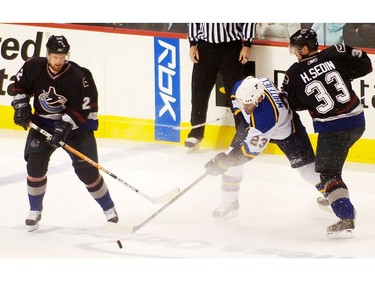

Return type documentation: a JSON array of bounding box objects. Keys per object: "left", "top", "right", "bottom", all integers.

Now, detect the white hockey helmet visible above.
[{"left": 235, "top": 76, "right": 265, "bottom": 107}]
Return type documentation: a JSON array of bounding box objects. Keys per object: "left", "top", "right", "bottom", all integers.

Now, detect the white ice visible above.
[{"left": 1, "top": 128, "right": 374, "bottom": 280}]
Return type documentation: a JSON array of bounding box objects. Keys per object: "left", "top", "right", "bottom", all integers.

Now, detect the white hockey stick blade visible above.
[
  {"left": 104, "top": 188, "right": 180, "bottom": 234},
  {"left": 150, "top": 187, "right": 180, "bottom": 204},
  {"left": 105, "top": 222, "right": 136, "bottom": 234},
  {"left": 170, "top": 114, "right": 234, "bottom": 130}
]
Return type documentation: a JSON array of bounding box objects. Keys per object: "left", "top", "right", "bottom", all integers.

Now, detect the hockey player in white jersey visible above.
[{"left": 205, "top": 76, "right": 327, "bottom": 233}]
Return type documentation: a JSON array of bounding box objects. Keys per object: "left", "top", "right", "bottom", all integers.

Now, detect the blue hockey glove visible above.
[
  {"left": 205, "top": 152, "right": 229, "bottom": 176},
  {"left": 11, "top": 94, "right": 32, "bottom": 130},
  {"left": 49, "top": 121, "right": 72, "bottom": 149}
]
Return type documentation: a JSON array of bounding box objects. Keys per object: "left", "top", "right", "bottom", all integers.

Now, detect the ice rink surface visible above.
[{"left": 1, "top": 128, "right": 374, "bottom": 280}]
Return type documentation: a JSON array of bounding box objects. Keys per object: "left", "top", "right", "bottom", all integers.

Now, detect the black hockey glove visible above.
[
  {"left": 11, "top": 94, "right": 32, "bottom": 130},
  {"left": 205, "top": 152, "right": 229, "bottom": 176},
  {"left": 49, "top": 121, "right": 72, "bottom": 149}
]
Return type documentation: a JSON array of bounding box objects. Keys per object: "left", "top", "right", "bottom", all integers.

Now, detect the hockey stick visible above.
[
  {"left": 105, "top": 172, "right": 208, "bottom": 234},
  {"left": 28, "top": 122, "right": 180, "bottom": 204},
  {"left": 170, "top": 113, "right": 234, "bottom": 130}
]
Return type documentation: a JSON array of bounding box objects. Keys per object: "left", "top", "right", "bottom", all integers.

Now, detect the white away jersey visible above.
[{"left": 233, "top": 77, "right": 294, "bottom": 158}]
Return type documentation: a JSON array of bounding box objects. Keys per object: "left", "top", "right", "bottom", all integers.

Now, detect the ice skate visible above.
[
  {"left": 316, "top": 196, "right": 331, "bottom": 213},
  {"left": 317, "top": 196, "right": 330, "bottom": 207},
  {"left": 327, "top": 219, "right": 354, "bottom": 239},
  {"left": 25, "top": 210, "right": 42, "bottom": 232},
  {"left": 185, "top": 137, "right": 201, "bottom": 152},
  {"left": 212, "top": 200, "right": 239, "bottom": 219},
  {"left": 104, "top": 207, "right": 119, "bottom": 223}
]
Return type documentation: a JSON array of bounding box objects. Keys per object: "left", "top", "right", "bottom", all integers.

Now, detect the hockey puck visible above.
[{"left": 116, "top": 240, "right": 123, "bottom": 249}]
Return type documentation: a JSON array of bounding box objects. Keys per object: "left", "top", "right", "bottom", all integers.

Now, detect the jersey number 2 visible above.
[{"left": 82, "top": 97, "right": 91, "bottom": 110}]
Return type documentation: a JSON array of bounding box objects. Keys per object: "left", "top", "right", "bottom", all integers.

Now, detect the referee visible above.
[{"left": 185, "top": 23, "right": 257, "bottom": 150}]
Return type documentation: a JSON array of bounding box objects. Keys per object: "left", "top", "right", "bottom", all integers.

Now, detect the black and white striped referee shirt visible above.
[{"left": 188, "top": 23, "right": 256, "bottom": 47}]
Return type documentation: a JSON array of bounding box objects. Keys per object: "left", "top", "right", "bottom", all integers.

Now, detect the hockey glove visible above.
[
  {"left": 49, "top": 121, "right": 72, "bottom": 149},
  {"left": 11, "top": 94, "right": 32, "bottom": 130},
  {"left": 205, "top": 152, "right": 229, "bottom": 176}
]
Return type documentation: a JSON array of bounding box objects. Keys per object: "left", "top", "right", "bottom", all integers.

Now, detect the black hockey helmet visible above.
[
  {"left": 46, "top": 35, "right": 70, "bottom": 54},
  {"left": 290, "top": 28, "right": 319, "bottom": 51}
]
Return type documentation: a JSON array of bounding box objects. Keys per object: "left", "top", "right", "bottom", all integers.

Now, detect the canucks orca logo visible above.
[{"left": 39, "top": 86, "right": 67, "bottom": 113}]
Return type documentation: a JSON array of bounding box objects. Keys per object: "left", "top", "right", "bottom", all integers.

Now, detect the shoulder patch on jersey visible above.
[{"left": 334, "top": 44, "right": 346, "bottom": 53}]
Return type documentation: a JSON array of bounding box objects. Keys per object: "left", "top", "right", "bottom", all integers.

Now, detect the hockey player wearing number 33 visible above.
[
  {"left": 204, "top": 76, "right": 323, "bottom": 231},
  {"left": 282, "top": 28, "right": 372, "bottom": 238},
  {"left": 11, "top": 35, "right": 119, "bottom": 232}
]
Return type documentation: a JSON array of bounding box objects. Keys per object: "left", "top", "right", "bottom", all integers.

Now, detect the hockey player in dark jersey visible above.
[
  {"left": 282, "top": 28, "right": 373, "bottom": 238},
  {"left": 204, "top": 76, "right": 321, "bottom": 224},
  {"left": 11, "top": 35, "right": 119, "bottom": 232}
]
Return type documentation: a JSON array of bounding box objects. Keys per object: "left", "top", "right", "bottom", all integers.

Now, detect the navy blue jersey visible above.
[
  {"left": 282, "top": 44, "right": 372, "bottom": 132},
  {"left": 11, "top": 57, "right": 98, "bottom": 131}
]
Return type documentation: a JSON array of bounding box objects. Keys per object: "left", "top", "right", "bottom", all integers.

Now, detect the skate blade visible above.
[
  {"left": 213, "top": 209, "right": 239, "bottom": 220},
  {"left": 316, "top": 198, "right": 333, "bottom": 213},
  {"left": 186, "top": 145, "right": 200, "bottom": 153},
  {"left": 327, "top": 229, "right": 354, "bottom": 239},
  {"left": 26, "top": 222, "right": 40, "bottom": 232}
]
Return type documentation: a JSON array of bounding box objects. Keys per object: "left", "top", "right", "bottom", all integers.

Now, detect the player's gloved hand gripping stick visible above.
[{"left": 28, "top": 122, "right": 180, "bottom": 204}]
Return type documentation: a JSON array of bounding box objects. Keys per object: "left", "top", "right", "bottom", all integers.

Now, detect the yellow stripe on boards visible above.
[{"left": 1, "top": 105, "right": 374, "bottom": 164}]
